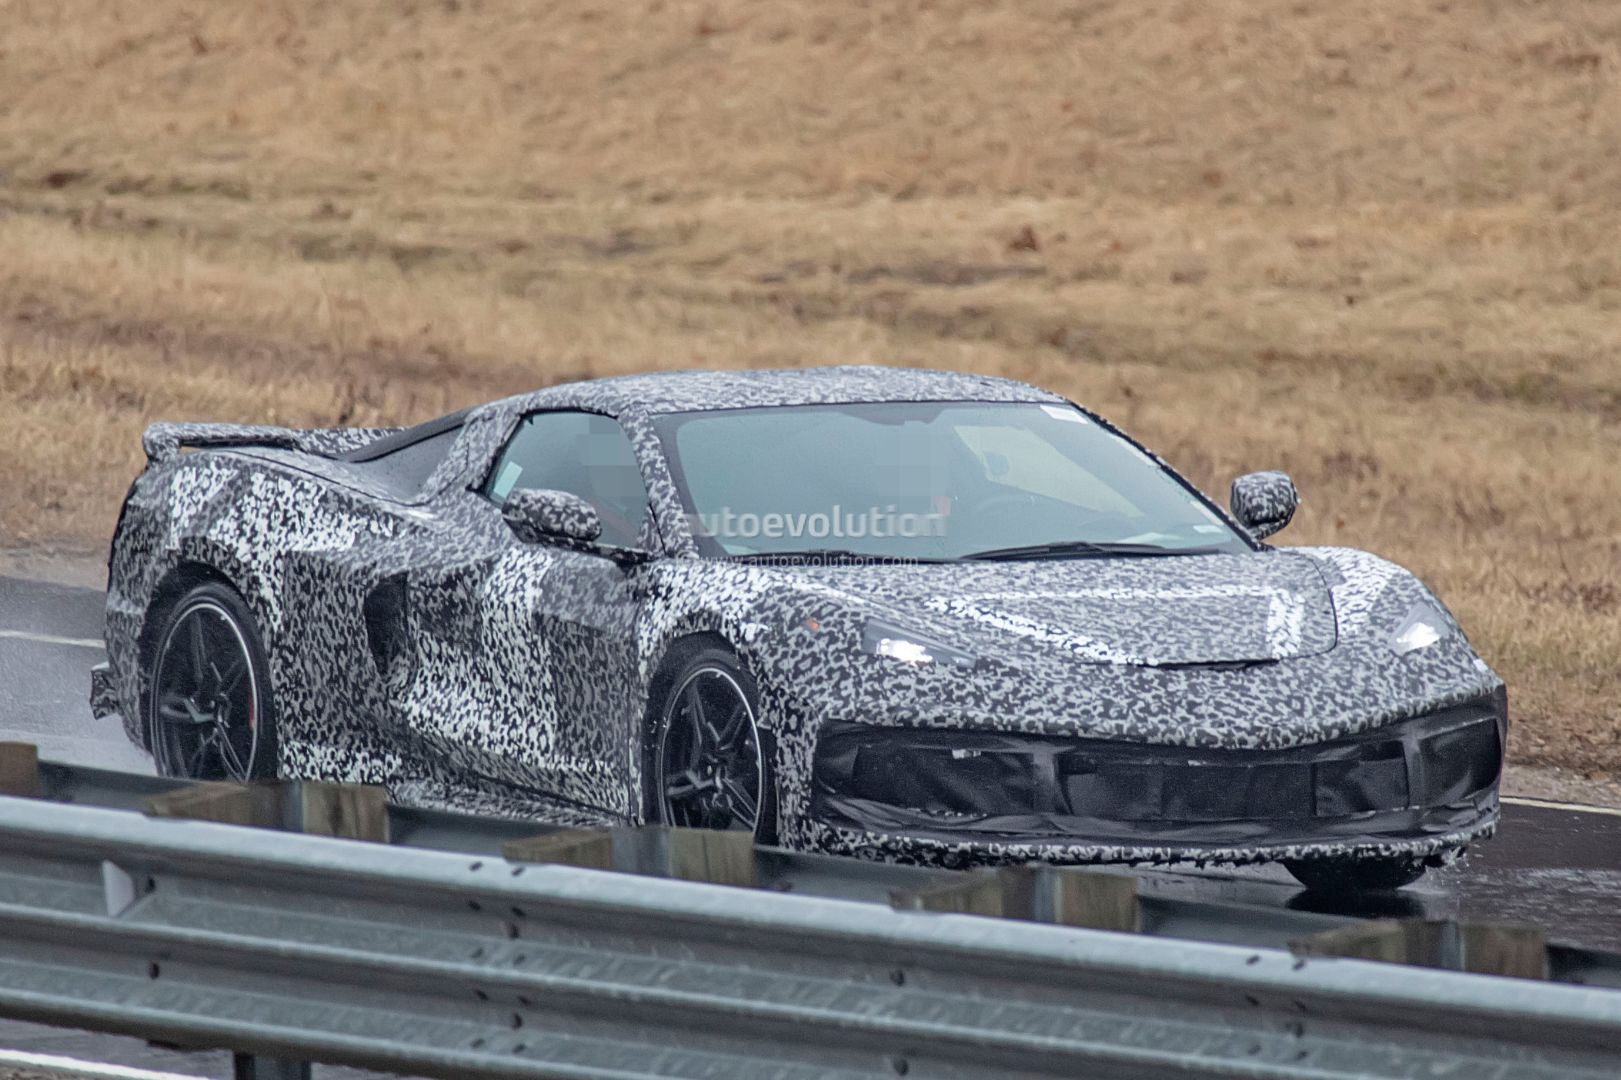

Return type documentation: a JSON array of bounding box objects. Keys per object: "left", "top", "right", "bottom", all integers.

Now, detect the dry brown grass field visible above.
[{"left": 0, "top": 1, "right": 1617, "bottom": 774}]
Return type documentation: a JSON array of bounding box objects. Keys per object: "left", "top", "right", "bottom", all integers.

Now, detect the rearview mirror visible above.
[
  {"left": 1230, "top": 471, "right": 1299, "bottom": 540},
  {"left": 501, "top": 487, "right": 602, "bottom": 546}
]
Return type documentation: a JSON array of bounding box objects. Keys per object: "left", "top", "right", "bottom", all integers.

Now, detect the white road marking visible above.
[
  {"left": 1503, "top": 795, "right": 1621, "bottom": 818},
  {"left": 0, "top": 628, "right": 104, "bottom": 650},
  {"left": 0, "top": 1048, "right": 203, "bottom": 1080}
]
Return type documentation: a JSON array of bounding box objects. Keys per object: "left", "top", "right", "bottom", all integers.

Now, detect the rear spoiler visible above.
[{"left": 141, "top": 422, "right": 402, "bottom": 465}]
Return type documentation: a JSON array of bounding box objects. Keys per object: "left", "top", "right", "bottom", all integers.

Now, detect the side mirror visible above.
[
  {"left": 1230, "top": 471, "right": 1299, "bottom": 540},
  {"left": 501, "top": 487, "right": 601, "bottom": 546}
]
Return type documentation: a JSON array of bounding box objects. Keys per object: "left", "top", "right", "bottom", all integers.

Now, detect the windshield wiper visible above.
[
  {"left": 725, "top": 549, "right": 953, "bottom": 565},
  {"left": 961, "top": 541, "right": 1225, "bottom": 561}
]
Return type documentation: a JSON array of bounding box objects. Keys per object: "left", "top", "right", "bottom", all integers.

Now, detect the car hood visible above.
[{"left": 782, "top": 551, "right": 1337, "bottom": 667}]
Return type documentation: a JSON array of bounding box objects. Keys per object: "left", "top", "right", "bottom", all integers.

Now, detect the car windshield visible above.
[{"left": 651, "top": 401, "right": 1250, "bottom": 560}]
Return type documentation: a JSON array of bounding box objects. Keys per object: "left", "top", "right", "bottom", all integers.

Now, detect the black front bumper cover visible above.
[{"left": 812, "top": 689, "right": 1506, "bottom": 850}]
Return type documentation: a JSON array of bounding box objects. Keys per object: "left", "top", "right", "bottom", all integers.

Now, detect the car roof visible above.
[{"left": 489, "top": 365, "right": 1063, "bottom": 418}]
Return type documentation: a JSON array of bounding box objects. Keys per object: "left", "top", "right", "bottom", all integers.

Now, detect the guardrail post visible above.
[
  {"left": 504, "top": 825, "right": 756, "bottom": 886},
  {"left": 0, "top": 743, "right": 41, "bottom": 798},
  {"left": 1047, "top": 867, "right": 1141, "bottom": 931},
  {"left": 281, "top": 781, "right": 390, "bottom": 841},
  {"left": 1290, "top": 918, "right": 1550, "bottom": 979},
  {"left": 144, "top": 782, "right": 261, "bottom": 826},
  {"left": 642, "top": 826, "right": 757, "bottom": 886},
  {"left": 145, "top": 780, "right": 389, "bottom": 842},
  {"left": 890, "top": 866, "right": 1142, "bottom": 932}
]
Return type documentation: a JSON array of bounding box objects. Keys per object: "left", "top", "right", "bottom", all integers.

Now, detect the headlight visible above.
[
  {"left": 1389, "top": 601, "right": 1451, "bottom": 656},
  {"left": 860, "top": 617, "right": 978, "bottom": 669}
]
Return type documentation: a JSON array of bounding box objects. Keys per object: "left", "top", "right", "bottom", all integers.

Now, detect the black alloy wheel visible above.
[
  {"left": 148, "top": 581, "right": 275, "bottom": 781},
  {"left": 655, "top": 652, "right": 772, "bottom": 837}
]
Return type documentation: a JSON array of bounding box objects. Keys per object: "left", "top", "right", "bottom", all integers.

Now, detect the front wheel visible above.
[
  {"left": 651, "top": 647, "right": 777, "bottom": 842},
  {"left": 1284, "top": 854, "right": 1428, "bottom": 893},
  {"left": 146, "top": 581, "right": 277, "bottom": 781}
]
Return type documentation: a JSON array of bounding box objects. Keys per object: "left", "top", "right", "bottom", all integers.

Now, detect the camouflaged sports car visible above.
[{"left": 92, "top": 366, "right": 1507, "bottom": 891}]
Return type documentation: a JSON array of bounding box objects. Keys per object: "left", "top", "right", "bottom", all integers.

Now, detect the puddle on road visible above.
[{"left": 1133, "top": 803, "right": 1621, "bottom": 953}]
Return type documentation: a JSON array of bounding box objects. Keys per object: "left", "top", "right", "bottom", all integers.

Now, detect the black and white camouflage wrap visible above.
[
  {"left": 500, "top": 488, "right": 602, "bottom": 547},
  {"left": 94, "top": 366, "right": 1505, "bottom": 869},
  {"left": 1230, "top": 470, "right": 1300, "bottom": 540}
]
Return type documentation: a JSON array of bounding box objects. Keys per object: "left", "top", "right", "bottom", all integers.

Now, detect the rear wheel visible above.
[
  {"left": 1284, "top": 854, "right": 1428, "bottom": 893},
  {"left": 146, "top": 581, "right": 277, "bottom": 781},
  {"left": 652, "top": 647, "right": 777, "bottom": 842}
]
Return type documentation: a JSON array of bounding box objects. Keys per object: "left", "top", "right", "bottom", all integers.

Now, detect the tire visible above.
[
  {"left": 145, "top": 580, "right": 277, "bottom": 781},
  {"left": 649, "top": 645, "right": 778, "bottom": 843},
  {"left": 1284, "top": 854, "right": 1428, "bottom": 893}
]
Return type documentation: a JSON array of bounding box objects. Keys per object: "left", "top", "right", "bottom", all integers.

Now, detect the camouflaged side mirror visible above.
[
  {"left": 502, "top": 487, "right": 602, "bottom": 547},
  {"left": 1230, "top": 471, "right": 1299, "bottom": 540}
]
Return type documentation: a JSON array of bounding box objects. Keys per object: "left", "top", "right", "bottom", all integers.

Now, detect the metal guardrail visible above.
[
  {"left": 23, "top": 755, "right": 1621, "bottom": 977},
  {"left": 0, "top": 754, "right": 1619, "bottom": 1077},
  {"left": 28, "top": 756, "right": 1370, "bottom": 949}
]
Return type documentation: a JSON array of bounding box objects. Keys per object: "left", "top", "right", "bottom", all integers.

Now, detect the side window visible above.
[{"left": 483, "top": 411, "right": 650, "bottom": 548}]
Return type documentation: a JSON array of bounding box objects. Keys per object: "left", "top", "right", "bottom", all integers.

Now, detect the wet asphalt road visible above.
[
  {"left": 0, "top": 575, "right": 151, "bottom": 773},
  {"left": 0, "top": 573, "right": 1619, "bottom": 1073}
]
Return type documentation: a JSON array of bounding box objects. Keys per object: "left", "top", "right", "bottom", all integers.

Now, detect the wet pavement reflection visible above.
[{"left": 1140, "top": 802, "right": 1621, "bottom": 952}]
